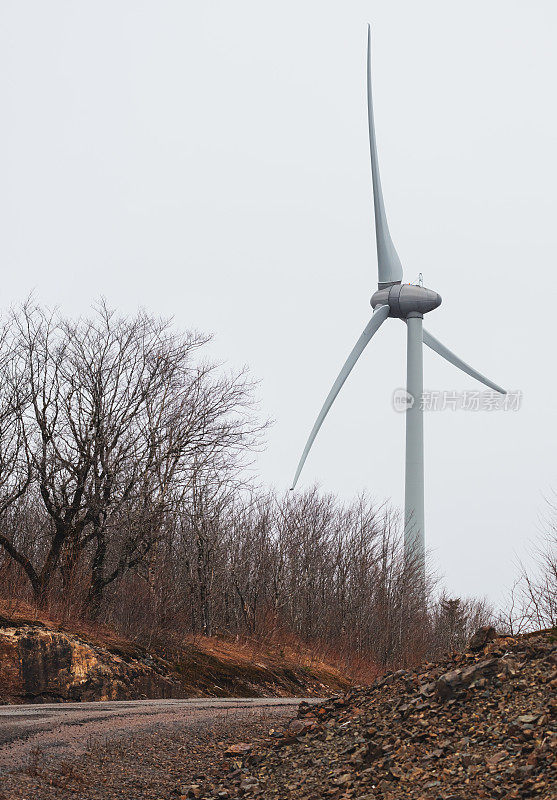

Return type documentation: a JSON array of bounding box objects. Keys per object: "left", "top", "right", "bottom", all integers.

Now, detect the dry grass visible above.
[
  {"left": 193, "top": 632, "right": 381, "bottom": 686},
  {"left": 0, "top": 596, "right": 380, "bottom": 687},
  {"left": 0, "top": 598, "right": 380, "bottom": 700}
]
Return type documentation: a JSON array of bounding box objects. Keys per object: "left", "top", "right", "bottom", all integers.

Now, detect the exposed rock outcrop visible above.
[
  {"left": 0, "top": 624, "right": 180, "bottom": 703},
  {"left": 0, "top": 616, "right": 351, "bottom": 703}
]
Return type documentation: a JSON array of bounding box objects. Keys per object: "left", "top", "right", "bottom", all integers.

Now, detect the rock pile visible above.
[{"left": 201, "top": 629, "right": 556, "bottom": 799}]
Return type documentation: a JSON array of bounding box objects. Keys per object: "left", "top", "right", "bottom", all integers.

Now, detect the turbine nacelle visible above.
[{"left": 371, "top": 282, "right": 442, "bottom": 319}]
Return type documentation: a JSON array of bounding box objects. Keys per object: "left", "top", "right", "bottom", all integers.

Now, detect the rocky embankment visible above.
[
  {"left": 0, "top": 614, "right": 350, "bottom": 703},
  {"left": 0, "top": 620, "right": 179, "bottom": 703},
  {"left": 200, "top": 628, "right": 556, "bottom": 799}
]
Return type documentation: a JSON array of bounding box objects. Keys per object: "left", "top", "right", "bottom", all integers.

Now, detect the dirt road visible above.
[{"left": 0, "top": 697, "right": 307, "bottom": 776}]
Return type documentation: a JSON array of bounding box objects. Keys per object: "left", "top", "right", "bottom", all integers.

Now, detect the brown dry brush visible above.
[{"left": 0, "top": 300, "right": 498, "bottom": 670}]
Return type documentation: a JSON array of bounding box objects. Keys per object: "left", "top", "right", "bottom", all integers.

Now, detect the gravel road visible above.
[{"left": 0, "top": 697, "right": 309, "bottom": 776}]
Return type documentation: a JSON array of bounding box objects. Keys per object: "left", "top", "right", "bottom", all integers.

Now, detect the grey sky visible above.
[{"left": 1, "top": 1, "right": 555, "bottom": 607}]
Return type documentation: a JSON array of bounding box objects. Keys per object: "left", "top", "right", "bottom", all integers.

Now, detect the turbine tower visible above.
[{"left": 291, "top": 26, "right": 506, "bottom": 576}]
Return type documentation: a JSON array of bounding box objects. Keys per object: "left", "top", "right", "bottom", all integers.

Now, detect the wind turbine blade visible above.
[
  {"left": 423, "top": 328, "right": 506, "bottom": 394},
  {"left": 367, "top": 25, "right": 403, "bottom": 288},
  {"left": 291, "top": 304, "right": 390, "bottom": 490}
]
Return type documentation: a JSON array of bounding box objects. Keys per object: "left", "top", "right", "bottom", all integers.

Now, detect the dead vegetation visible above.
[
  {"left": 0, "top": 603, "right": 355, "bottom": 703},
  {"left": 0, "top": 300, "right": 553, "bottom": 696}
]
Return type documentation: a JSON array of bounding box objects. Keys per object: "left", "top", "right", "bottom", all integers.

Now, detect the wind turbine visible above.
[{"left": 291, "top": 26, "right": 506, "bottom": 575}]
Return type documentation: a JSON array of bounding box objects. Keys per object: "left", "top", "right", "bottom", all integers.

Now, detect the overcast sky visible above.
[{"left": 1, "top": 1, "right": 556, "bottom": 608}]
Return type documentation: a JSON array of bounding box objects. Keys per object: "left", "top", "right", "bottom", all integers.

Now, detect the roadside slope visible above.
[{"left": 0, "top": 608, "right": 353, "bottom": 703}]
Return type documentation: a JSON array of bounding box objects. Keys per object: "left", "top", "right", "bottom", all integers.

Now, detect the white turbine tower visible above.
[{"left": 291, "top": 27, "right": 506, "bottom": 575}]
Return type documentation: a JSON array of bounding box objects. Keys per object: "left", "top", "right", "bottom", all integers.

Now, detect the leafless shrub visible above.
[{"left": 501, "top": 497, "right": 557, "bottom": 633}]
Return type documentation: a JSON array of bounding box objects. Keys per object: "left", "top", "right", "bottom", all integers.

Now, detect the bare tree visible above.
[
  {"left": 227, "top": 490, "right": 276, "bottom": 635},
  {"left": 176, "top": 474, "right": 239, "bottom": 636},
  {"left": 0, "top": 301, "right": 261, "bottom": 614},
  {"left": 0, "top": 323, "right": 33, "bottom": 590},
  {"left": 512, "top": 499, "right": 557, "bottom": 631}
]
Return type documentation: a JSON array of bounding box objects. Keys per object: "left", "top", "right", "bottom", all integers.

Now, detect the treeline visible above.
[{"left": 0, "top": 301, "right": 499, "bottom": 668}]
